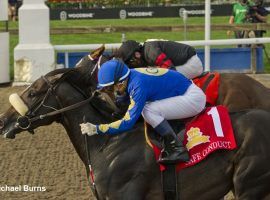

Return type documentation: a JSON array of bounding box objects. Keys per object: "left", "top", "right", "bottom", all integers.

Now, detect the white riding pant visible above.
[
  {"left": 142, "top": 83, "right": 206, "bottom": 128},
  {"left": 175, "top": 55, "right": 203, "bottom": 79}
]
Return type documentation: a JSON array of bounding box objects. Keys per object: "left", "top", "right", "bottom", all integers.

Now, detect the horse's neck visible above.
[
  {"left": 61, "top": 111, "right": 147, "bottom": 172},
  {"left": 59, "top": 108, "right": 104, "bottom": 165},
  {"left": 58, "top": 102, "right": 120, "bottom": 161},
  {"left": 56, "top": 82, "right": 148, "bottom": 175}
]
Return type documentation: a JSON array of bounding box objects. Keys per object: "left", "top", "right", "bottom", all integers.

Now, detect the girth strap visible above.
[{"left": 162, "top": 164, "right": 178, "bottom": 200}]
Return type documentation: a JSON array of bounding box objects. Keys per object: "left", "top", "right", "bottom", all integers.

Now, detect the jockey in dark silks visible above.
[
  {"left": 80, "top": 59, "right": 206, "bottom": 164},
  {"left": 116, "top": 40, "right": 204, "bottom": 79}
]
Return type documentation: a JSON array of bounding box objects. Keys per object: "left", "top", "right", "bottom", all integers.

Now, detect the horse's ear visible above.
[{"left": 90, "top": 44, "right": 105, "bottom": 60}]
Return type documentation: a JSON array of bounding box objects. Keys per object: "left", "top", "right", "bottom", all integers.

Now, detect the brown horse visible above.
[
  {"left": 0, "top": 67, "right": 270, "bottom": 200},
  {"left": 75, "top": 45, "right": 270, "bottom": 112}
]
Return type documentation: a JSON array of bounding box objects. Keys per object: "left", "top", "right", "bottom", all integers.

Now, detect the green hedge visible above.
[{"left": 46, "top": 0, "right": 208, "bottom": 9}]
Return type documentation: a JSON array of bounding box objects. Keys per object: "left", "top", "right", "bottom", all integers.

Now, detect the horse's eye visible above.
[{"left": 29, "top": 91, "right": 36, "bottom": 97}]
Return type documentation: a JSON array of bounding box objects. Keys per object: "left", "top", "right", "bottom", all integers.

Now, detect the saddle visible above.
[{"left": 193, "top": 71, "right": 220, "bottom": 106}]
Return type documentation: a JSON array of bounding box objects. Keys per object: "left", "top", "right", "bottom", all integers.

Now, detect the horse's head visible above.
[
  {"left": 0, "top": 70, "right": 72, "bottom": 139},
  {"left": 0, "top": 73, "right": 118, "bottom": 140},
  {"left": 0, "top": 45, "right": 117, "bottom": 139}
]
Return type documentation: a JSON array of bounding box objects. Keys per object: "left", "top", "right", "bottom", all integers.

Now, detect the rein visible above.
[
  {"left": 15, "top": 74, "right": 96, "bottom": 130},
  {"left": 14, "top": 57, "right": 106, "bottom": 200},
  {"left": 29, "top": 94, "right": 94, "bottom": 123},
  {"left": 15, "top": 55, "right": 108, "bottom": 130}
]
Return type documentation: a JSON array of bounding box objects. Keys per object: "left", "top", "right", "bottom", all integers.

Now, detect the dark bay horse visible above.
[
  {"left": 75, "top": 45, "right": 270, "bottom": 112},
  {"left": 0, "top": 67, "right": 270, "bottom": 200}
]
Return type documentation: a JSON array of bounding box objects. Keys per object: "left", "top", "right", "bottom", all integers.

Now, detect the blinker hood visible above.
[{"left": 9, "top": 93, "right": 29, "bottom": 116}]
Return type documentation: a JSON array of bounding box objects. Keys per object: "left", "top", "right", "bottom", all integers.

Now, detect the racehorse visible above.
[
  {"left": 0, "top": 65, "right": 270, "bottom": 200},
  {"left": 74, "top": 45, "right": 270, "bottom": 112}
]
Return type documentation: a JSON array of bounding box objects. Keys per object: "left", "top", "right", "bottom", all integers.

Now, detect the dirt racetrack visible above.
[
  {"left": 0, "top": 74, "right": 269, "bottom": 200},
  {"left": 0, "top": 86, "right": 92, "bottom": 199}
]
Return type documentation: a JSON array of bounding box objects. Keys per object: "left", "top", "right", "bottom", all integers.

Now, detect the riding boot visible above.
[{"left": 154, "top": 120, "right": 189, "bottom": 164}]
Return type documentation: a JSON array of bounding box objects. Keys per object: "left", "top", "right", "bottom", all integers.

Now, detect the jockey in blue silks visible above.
[{"left": 80, "top": 59, "right": 206, "bottom": 164}]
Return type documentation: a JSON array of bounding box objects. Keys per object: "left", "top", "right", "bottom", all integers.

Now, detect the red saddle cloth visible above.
[
  {"left": 193, "top": 72, "right": 220, "bottom": 106},
  {"left": 150, "top": 105, "right": 237, "bottom": 172}
]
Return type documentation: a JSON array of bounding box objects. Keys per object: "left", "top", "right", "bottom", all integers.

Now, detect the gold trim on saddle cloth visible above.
[{"left": 144, "top": 121, "right": 153, "bottom": 148}]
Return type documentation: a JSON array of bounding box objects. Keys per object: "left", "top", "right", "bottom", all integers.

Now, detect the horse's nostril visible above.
[{"left": 0, "top": 119, "right": 5, "bottom": 130}]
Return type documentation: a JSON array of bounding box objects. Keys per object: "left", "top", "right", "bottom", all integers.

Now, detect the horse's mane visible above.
[
  {"left": 45, "top": 68, "right": 72, "bottom": 77},
  {"left": 45, "top": 65, "right": 95, "bottom": 93}
]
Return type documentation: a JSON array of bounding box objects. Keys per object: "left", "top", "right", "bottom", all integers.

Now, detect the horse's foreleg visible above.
[
  {"left": 117, "top": 173, "right": 163, "bottom": 200},
  {"left": 233, "top": 110, "right": 270, "bottom": 200},
  {"left": 233, "top": 156, "right": 270, "bottom": 200}
]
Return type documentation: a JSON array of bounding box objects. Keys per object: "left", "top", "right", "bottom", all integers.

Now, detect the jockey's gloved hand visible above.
[{"left": 80, "top": 122, "right": 98, "bottom": 136}]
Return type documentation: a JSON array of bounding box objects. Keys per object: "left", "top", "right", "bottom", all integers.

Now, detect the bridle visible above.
[
  {"left": 14, "top": 54, "right": 122, "bottom": 132},
  {"left": 14, "top": 54, "right": 105, "bottom": 131},
  {"left": 15, "top": 75, "right": 95, "bottom": 131}
]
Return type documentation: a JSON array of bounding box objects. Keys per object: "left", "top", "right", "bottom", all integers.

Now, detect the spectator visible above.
[
  {"left": 116, "top": 40, "right": 203, "bottom": 79},
  {"left": 228, "top": 0, "right": 251, "bottom": 41},
  {"left": 246, "top": 0, "right": 268, "bottom": 38}
]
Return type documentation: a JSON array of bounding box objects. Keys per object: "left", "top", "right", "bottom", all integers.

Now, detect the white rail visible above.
[
  {"left": 54, "top": 43, "right": 122, "bottom": 52},
  {"left": 54, "top": 38, "right": 270, "bottom": 68},
  {"left": 205, "top": 0, "right": 211, "bottom": 71}
]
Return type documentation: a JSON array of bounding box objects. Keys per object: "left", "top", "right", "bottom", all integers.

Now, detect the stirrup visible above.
[
  {"left": 158, "top": 149, "right": 189, "bottom": 164},
  {"left": 158, "top": 147, "right": 189, "bottom": 164}
]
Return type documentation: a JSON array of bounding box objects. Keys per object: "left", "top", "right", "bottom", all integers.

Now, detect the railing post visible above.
[
  {"left": 64, "top": 52, "right": 69, "bottom": 68},
  {"left": 251, "top": 45, "right": 257, "bottom": 74},
  {"left": 0, "top": 0, "right": 10, "bottom": 84},
  {"left": 204, "top": 0, "right": 211, "bottom": 72}
]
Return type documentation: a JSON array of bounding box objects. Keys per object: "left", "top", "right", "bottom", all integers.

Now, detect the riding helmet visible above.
[
  {"left": 117, "top": 40, "right": 142, "bottom": 62},
  {"left": 98, "top": 59, "right": 130, "bottom": 88}
]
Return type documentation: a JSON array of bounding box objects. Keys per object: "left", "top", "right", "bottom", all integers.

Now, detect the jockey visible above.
[
  {"left": 115, "top": 40, "right": 203, "bottom": 79},
  {"left": 80, "top": 59, "right": 206, "bottom": 164}
]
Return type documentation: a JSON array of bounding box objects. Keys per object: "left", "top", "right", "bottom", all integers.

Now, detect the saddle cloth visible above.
[{"left": 145, "top": 105, "right": 237, "bottom": 172}]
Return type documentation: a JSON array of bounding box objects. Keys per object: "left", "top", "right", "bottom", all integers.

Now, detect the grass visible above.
[{"left": 4, "top": 16, "right": 270, "bottom": 78}]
